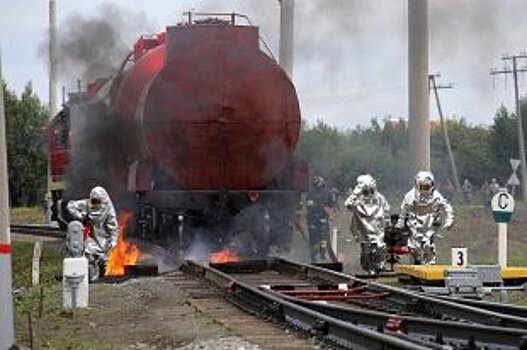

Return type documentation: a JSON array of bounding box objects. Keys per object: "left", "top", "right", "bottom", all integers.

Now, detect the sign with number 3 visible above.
[{"left": 451, "top": 247, "right": 467, "bottom": 267}]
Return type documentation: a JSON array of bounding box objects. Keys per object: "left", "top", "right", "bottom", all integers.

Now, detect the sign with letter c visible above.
[{"left": 491, "top": 190, "right": 514, "bottom": 223}]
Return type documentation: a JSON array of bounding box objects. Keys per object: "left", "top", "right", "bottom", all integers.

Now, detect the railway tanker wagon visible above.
[{"left": 49, "top": 15, "right": 309, "bottom": 257}]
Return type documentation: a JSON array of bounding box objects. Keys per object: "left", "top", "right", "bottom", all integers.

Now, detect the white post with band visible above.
[
  {"left": 491, "top": 189, "right": 515, "bottom": 268},
  {"left": 0, "top": 47, "right": 15, "bottom": 350}
]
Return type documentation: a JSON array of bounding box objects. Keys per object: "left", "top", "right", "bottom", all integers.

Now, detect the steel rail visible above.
[
  {"left": 433, "top": 295, "right": 527, "bottom": 318},
  {"left": 10, "top": 224, "right": 64, "bottom": 238},
  {"left": 181, "top": 260, "right": 430, "bottom": 350},
  {"left": 284, "top": 294, "right": 527, "bottom": 349},
  {"left": 208, "top": 259, "right": 527, "bottom": 348},
  {"left": 273, "top": 258, "right": 527, "bottom": 329}
]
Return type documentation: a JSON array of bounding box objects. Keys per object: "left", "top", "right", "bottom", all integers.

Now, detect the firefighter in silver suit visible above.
[
  {"left": 345, "top": 175, "right": 390, "bottom": 274},
  {"left": 67, "top": 186, "right": 118, "bottom": 280},
  {"left": 396, "top": 171, "right": 454, "bottom": 265}
]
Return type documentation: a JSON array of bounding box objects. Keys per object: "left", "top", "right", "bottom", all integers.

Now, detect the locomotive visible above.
[{"left": 49, "top": 14, "right": 309, "bottom": 257}]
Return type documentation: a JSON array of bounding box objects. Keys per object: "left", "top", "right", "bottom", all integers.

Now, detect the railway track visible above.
[
  {"left": 433, "top": 295, "right": 527, "bottom": 318},
  {"left": 181, "top": 258, "right": 527, "bottom": 349},
  {"left": 166, "top": 271, "right": 320, "bottom": 349},
  {"left": 10, "top": 224, "right": 64, "bottom": 238},
  {"left": 274, "top": 259, "right": 527, "bottom": 328}
]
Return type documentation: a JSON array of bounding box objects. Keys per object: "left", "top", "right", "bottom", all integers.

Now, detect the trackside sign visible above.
[{"left": 491, "top": 191, "right": 514, "bottom": 223}]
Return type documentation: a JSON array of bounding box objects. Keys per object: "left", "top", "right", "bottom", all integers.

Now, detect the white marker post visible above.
[{"left": 491, "top": 190, "right": 515, "bottom": 267}]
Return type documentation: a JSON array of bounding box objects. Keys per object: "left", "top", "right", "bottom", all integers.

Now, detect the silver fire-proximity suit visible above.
[
  {"left": 345, "top": 175, "right": 390, "bottom": 274},
  {"left": 396, "top": 172, "right": 454, "bottom": 265},
  {"left": 67, "top": 186, "right": 118, "bottom": 280}
]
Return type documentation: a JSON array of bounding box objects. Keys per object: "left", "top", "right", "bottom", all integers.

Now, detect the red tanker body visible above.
[
  {"left": 116, "top": 22, "right": 300, "bottom": 190},
  {"left": 49, "top": 14, "right": 308, "bottom": 256}
]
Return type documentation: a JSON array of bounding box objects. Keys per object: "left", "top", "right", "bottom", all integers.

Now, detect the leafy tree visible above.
[
  {"left": 296, "top": 118, "right": 410, "bottom": 196},
  {"left": 297, "top": 114, "right": 501, "bottom": 199},
  {"left": 3, "top": 83, "right": 48, "bottom": 206},
  {"left": 431, "top": 118, "right": 492, "bottom": 187}
]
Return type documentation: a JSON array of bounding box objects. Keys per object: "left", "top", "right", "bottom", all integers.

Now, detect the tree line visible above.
[
  {"left": 1, "top": 80, "right": 524, "bottom": 206},
  {"left": 3, "top": 83, "right": 47, "bottom": 207},
  {"left": 296, "top": 105, "right": 525, "bottom": 198}
]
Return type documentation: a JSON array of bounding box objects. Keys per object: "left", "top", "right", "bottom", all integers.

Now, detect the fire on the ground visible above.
[
  {"left": 105, "top": 210, "right": 140, "bottom": 276},
  {"left": 209, "top": 250, "right": 241, "bottom": 264}
]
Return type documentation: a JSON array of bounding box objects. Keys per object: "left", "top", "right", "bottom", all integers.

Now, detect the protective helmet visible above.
[
  {"left": 313, "top": 176, "right": 325, "bottom": 188},
  {"left": 89, "top": 186, "right": 109, "bottom": 210},
  {"left": 414, "top": 171, "right": 435, "bottom": 196},
  {"left": 357, "top": 174, "right": 376, "bottom": 198}
]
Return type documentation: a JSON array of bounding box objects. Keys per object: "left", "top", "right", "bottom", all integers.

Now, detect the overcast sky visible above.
[{"left": 1, "top": 0, "right": 527, "bottom": 129}]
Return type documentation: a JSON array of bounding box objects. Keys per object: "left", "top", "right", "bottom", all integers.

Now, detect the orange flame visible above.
[
  {"left": 105, "top": 210, "right": 140, "bottom": 276},
  {"left": 209, "top": 250, "right": 241, "bottom": 264}
]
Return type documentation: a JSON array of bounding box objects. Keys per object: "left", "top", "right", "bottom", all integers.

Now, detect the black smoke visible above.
[{"left": 51, "top": 4, "right": 151, "bottom": 83}]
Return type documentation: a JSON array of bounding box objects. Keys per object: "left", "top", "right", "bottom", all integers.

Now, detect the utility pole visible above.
[
  {"left": 491, "top": 54, "right": 527, "bottom": 202},
  {"left": 278, "top": 0, "right": 294, "bottom": 80},
  {"left": 49, "top": 0, "right": 57, "bottom": 118},
  {"left": 429, "top": 74, "right": 462, "bottom": 194},
  {"left": 0, "top": 48, "right": 15, "bottom": 350},
  {"left": 47, "top": 0, "right": 57, "bottom": 223},
  {"left": 408, "top": 0, "right": 430, "bottom": 174}
]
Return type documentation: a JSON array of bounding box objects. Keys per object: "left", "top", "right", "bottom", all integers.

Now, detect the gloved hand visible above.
[
  {"left": 352, "top": 186, "right": 362, "bottom": 196},
  {"left": 345, "top": 195, "right": 359, "bottom": 210}
]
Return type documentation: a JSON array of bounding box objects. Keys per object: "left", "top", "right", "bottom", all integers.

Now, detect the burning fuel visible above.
[
  {"left": 209, "top": 250, "right": 241, "bottom": 264},
  {"left": 105, "top": 210, "right": 140, "bottom": 276}
]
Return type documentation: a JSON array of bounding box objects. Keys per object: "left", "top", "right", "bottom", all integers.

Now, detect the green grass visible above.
[
  {"left": 12, "top": 241, "right": 63, "bottom": 289},
  {"left": 10, "top": 206, "right": 47, "bottom": 224},
  {"left": 12, "top": 241, "right": 66, "bottom": 347}
]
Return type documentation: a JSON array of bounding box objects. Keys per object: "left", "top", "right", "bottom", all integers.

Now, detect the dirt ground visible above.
[{"left": 15, "top": 274, "right": 243, "bottom": 349}]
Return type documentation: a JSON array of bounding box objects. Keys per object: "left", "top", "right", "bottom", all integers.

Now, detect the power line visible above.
[
  {"left": 429, "top": 73, "right": 462, "bottom": 194},
  {"left": 491, "top": 53, "right": 527, "bottom": 202}
]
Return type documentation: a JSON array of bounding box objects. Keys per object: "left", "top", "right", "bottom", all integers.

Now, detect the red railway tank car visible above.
[
  {"left": 116, "top": 23, "right": 301, "bottom": 190},
  {"left": 49, "top": 14, "right": 309, "bottom": 256}
]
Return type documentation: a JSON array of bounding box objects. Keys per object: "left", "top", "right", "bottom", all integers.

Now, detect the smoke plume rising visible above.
[{"left": 55, "top": 4, "right": 151, "bottom": 83}]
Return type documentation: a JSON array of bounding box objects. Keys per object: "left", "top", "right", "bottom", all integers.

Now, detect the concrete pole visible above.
[
  {"left": 0, "top": 48, "right": 15, "bottom": 350},
  {"left": 279, "top": 0, "right": 294, "bottom": 80},
  {"left": 512, "top": 57, "right": 527, "bottom": 202},
  {"left": 47, "top": 0, "right": 57, "bottom": 223},
  {"left": 49, "top": 0, "right": 57, "bottom": 118},
  {"left": 430, "top": 75, "right": 462, "bottom": 194},
  {"left": 408, "top": 0, "right": 430, "bottom": 174}
]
